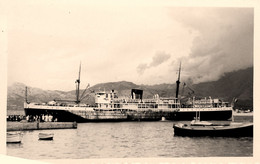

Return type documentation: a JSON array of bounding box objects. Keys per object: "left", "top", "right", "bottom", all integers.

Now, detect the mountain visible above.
[
  {"left": 7, "top": 67, "right": 253, "bottom": 112},
  {"left": 7, "top": 83, "right": 75, "bottom": 111},
  {"left": 191, "top": 67, "right": 253, "bottom": 109}
]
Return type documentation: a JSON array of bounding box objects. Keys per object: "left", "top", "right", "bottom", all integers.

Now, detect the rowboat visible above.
[
  {"left": 7, "top": 132, "right": 23, "bottom": 143},
  {"left": 38, "top": 133, "right": 54, "bottom": 140},
  {"left": 173, "top": 121, "right": 253, "bottom": 137}
]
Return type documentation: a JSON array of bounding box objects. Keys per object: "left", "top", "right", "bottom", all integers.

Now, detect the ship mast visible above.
[
  {"left": 75, "top": 62, "right": 81, "bottom": 104},
  {"left": 176, "top": 62, "right": 181, "bottom": 99}
]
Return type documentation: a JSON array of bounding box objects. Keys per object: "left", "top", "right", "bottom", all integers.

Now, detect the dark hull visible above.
[
  {"left": 24, "top": 108, "right": 128, "bottom": 123},
  {"left": 173, "top": 123, "right": 253, "bottom": 137},
  {"left": 24, "top": 108, "right": 232, "bottom": 122},
  {"left": 127, "top": 110, "right": 232, "bottom": 121},
  {"left": 7, "top": 141, "right": 22, "bottom": 144},
  {"left": 39, "top": 137, "right": 53, "bottom": 140}
]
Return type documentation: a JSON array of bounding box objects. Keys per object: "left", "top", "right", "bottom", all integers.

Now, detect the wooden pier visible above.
[{"left": 7, "top": 121, "right": 77, "bottom": 131}]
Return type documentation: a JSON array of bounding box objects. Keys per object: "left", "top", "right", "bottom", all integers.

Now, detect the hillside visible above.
[
  {"left": 7, "top": 83, "right": 75, "bottom": 111},
  {"left": 7, "top": 67, "right": 253, "bottom": 112},
  {"left": 191, "top": 67, "right": 253, "bottom": 109}
]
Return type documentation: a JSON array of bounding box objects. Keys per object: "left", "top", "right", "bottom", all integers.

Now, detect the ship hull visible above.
[
  {"left": 127, "top": 110, "right": 232, "bottom": 121},
  {"left": 24, "top": 108, "right": 128, "bottom": 123},
  {"left": 24, "top": 107, "right": 232, "bottom": 122},
  {"left": 171, "top": 110, "right": 233, "bottom": 121}
]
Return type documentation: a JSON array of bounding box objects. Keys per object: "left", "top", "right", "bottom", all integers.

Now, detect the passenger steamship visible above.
[{"left": 24, "top": 64, "right": 233, "bottom": 122}]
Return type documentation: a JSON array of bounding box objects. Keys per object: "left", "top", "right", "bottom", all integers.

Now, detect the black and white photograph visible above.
[{"left": 1, "top": 0, "right": 259, "bottom": 163}]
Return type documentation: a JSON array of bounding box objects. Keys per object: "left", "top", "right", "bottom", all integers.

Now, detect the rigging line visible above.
[
  {"left": 80, "top": 92, "right": 94, "bottom": 101},
  {"left": 79, "top": 84, "right": 90, "bottom": 101}
]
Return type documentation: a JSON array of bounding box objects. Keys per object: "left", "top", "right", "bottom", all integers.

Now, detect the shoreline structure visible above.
[{"left": 7, "top": 122, "right": 77, "bottom": 131}]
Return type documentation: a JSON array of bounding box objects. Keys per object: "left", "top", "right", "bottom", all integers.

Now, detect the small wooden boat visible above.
[
  {"left": 173, "top": 121, "right": 253, "bottom": 137},
  {"left": 173, "top": 98, "right": 253, "bottom": 137},
  {"left": 7, "top": 132, "right": 23, "bottom": 143},
  {"left": 38, "top": 133, "right": 54, "bottom": 140}
]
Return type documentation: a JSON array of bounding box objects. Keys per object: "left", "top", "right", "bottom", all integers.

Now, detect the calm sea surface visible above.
[{"left": 7, "top": 119, "right": 253, "bottom": 159}]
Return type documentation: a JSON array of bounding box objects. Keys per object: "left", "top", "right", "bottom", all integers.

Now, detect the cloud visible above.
[
  {"left": 137, "top": 51, "right": 171, "bottom": 75},
  {"left": 170, "top": 8, "right": 254, "bottom": 84},
  {"left": 150, "top": 51, "right": 171, "bottom": 67},
  {"left": 137, "top": 63, "right": 148, "bottom": 75},
  {"left": 7, "top": 5, "right": 254, "bottom": 90}
]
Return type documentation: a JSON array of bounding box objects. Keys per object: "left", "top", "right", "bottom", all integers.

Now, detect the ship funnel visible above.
[{"left": 131, "top": 89, "right": 143, "bottom": 100}]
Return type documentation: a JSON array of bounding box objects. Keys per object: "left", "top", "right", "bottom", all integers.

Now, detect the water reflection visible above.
[{"left": 6, "top": 143, "right": 23, "bottom": 149}]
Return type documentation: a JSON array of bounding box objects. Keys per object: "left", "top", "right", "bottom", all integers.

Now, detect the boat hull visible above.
[
  {"left": 24, "top": 107, "right": 232, "bottom": 122},
  {"left": 173, "top": 122, "right": 253, "bottom": 137},
  {"left": 39, "top": 137, "right": 53, "bottom": 140},
  {"left": 7, "top": 132, "right": 22, "bottom": 143},
  {"left": 38, "top": 133, "right": 54, "bottom": 140}
]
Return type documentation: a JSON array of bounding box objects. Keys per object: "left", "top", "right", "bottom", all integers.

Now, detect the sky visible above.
[{"left": 5, "top": 0, "right": 254, "bottom": 91}]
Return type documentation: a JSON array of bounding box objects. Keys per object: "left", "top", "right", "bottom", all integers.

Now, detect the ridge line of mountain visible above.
[{"left": 7, "top": 66, "right": 253, "bottom": 111}]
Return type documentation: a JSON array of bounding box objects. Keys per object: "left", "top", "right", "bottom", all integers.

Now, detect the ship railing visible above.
[
  {"left": 111, "top": 102, "right": 180, "bottom": 109},
  {"left": 26, "top": 102, "right": 96, "bottom": 108},
  {"left": 26, "top": 103, "right": 95, "bottom": 111},
  {"left": 133, "top": 108, "right": 179, "bottom": 112},
  {"left": 192, "top": 98, "right": 231, "bottom": 107},
  {"left": 179, "top": 106, "right": 232, "bottom": 112},
  {"left": 93, "top": 106, "right": 180, "bottom": 112},
  {"left": 111, "top": 98, "right": 179, "bottom": 104}
]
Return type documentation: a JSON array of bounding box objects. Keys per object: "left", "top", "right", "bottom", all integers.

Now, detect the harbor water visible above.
[{"left": 6, "top": 118, "right": 253, "bottom": 159}]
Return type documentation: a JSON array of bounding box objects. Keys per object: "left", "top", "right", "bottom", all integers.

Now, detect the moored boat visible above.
[
  {"left": 38, "top": 133, "right": 54, "bottom": 140},
  {"left": 173, "top": 100, "right": 253, "bottom": 137},
  {"left": 173, "top": 121, "right": 253, "bottom": 137},
  {"left": 7, "top": 132, "right": 23, "bottom": 143}
]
